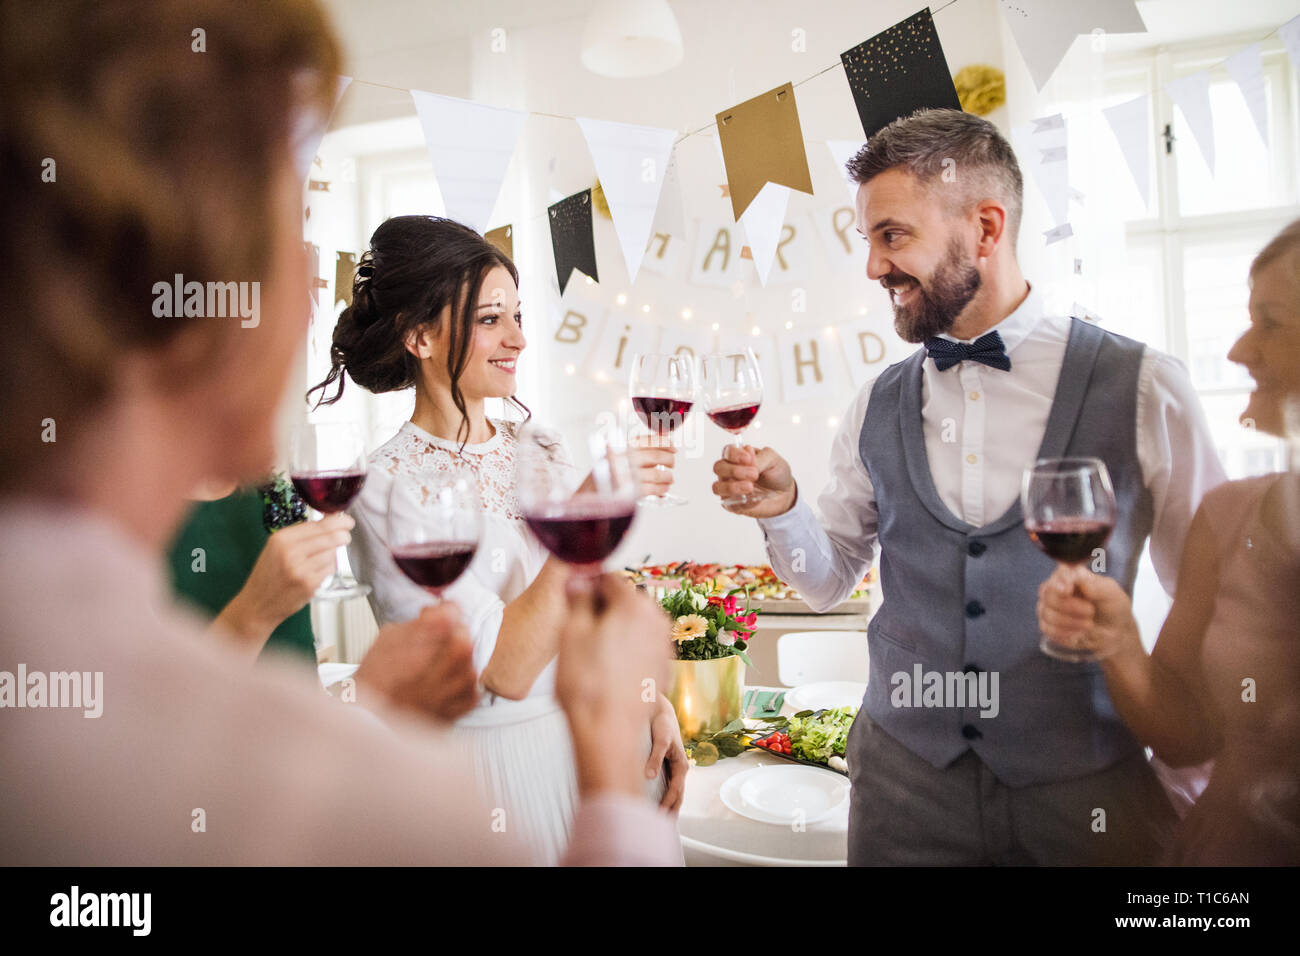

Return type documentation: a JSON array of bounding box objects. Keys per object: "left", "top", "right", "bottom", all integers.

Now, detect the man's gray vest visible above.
[{"left": 859, "top": 318, "right": 1152, "bottom": 786}]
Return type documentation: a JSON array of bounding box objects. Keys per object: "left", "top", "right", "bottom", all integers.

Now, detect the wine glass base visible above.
[
  {"left": 638, "top": 493, "right": 688, "bottom": 507},
  {"left": 313, "top": 581, "right": 372, "bottom": 602},
  {"left": 1039, "top": 635, "right": 1107, "bottom": 663}
]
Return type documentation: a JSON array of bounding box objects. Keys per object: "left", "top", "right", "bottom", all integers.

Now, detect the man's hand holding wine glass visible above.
[{"left": 710, "top": 445, "right": 797, "bottom": 518}]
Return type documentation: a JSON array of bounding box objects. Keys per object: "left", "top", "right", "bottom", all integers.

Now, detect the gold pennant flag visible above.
[
  {"left": 716, "top": 81, "right": 814, "bottom": 221},
  {"left": 485, "top": 224, "right": 514, "bottom": 261}
]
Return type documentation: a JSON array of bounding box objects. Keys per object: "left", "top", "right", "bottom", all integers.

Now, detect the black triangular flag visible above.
[
  {"left": 840, "top": 7, "right": 962, "bottom": 141},
  {"left": 548, "top": 189, "right": 597, "bottom": 295}
]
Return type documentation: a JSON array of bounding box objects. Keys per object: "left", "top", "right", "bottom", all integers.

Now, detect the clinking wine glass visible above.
[
  {"left": 517, "top": 421, "right": 639, "bottom": 576},
  {"left": 387, "top": 469, "right": 482, "bottom": 601},
  {"left": 629, "top": 351, "right": 695, "bottom": 507},
  {"left": 1022, "top": 457, "right": 1118, "bottom": 662},
  {"left": 289, "top": 422, "right": 369, "bottom": 600},
  {"left": 700, "top": 348, "right": 768, "bottom": 510}
]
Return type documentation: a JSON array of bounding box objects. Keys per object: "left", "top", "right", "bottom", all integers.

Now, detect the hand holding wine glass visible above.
[
  {"left": 289, "top": 422, "right": 369, "bottom": 600},
  {"left": 700, "top": 348, "right": 769, "bottom": 511},
  {"left": 1022, "top": 457, "right": 1119, "bottom": 662},
  {"left": 629, "top": 352, "right": 693, "bottom": 507},
  {"left": 387, "top": 469, "right": 482, "bottom": 600},
  {"left": 517, "top": 422, "right": 639, "bottom": 575}
]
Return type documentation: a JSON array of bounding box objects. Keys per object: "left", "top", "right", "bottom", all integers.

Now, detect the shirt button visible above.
[
  {"left": 966, "top": 453, "right": 978, "bottom": 464},
  {"left": 962, "top": 723, "right": 983, "bottom": 740},
  {"left": 968, "top": 540, "right": 987, "bottom": 557},
  {"left": 969, "top": 391, "right": 980, "bottom": 401},
  {"left": 965, "top": 600, "right": 985, "bottom": 619}
]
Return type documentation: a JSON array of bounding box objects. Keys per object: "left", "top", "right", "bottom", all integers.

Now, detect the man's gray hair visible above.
[{"left": 846, "top": 109, "right": 1024, "bottom": 245}]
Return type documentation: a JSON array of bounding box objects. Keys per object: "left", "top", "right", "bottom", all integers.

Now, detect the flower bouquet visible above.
[{"left": 661, "top": 582, "right": 760, "bottom": 740}]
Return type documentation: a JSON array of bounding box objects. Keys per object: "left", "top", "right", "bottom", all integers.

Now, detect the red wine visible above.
[
  {"left": 1027, "top": 520, "right": 1115, "bottom": 564},
  {"left": 632, "top": 396, "right": 693, "bottom": 434},
  {"left": 706, "top": 402, "right": 760, "bottom": 433},
  {"left": 291, "top": 471, "right": 366, "bottom": 513},
  {"left": 524, "top": 500, "right": 636, "bottom": 565},
  {"left": 392, "top": 542, "right": 477, "bottom": 593}
]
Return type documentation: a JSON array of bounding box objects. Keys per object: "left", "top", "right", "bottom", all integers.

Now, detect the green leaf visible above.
[
  {"left": 713, "top": 734, "right": 745, "bottom": 757},
  {"left": 733, "top": 648, "right": 755, "bottom": 669},
  {"left": 793, "top": 709, "right": 815, "bottom": 719},
  {"left": 720, "top": 718, "right": 745, "bottom": 734}
]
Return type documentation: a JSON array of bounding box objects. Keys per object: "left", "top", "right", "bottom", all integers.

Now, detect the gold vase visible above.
[{"left": 667, "top": 656, "right": 745, "bottom": 741}]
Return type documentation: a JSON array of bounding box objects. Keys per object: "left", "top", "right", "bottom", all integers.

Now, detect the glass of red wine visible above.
[
  {"left": 387, "top": 469, "right": 481, "bottom": 601},
  {"left": 1022, "top": 457, "right": 1118, "bottom": 662},
  {"left": 699, "top": 348, "right": 768, "bottom": 510},
  {"left": 629, "top": 352, "right": 695, "bottom": 508},
  {"left": 289, "top": 422, "right": 369, "bottom": 600},
  {"left": 517, "top": 421, "right": 638, "bottom": 576}
]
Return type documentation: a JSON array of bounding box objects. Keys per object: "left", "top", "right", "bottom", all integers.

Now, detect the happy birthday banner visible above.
[{"left": 306, "top": 3, "right": 1300, "bottom": 398}]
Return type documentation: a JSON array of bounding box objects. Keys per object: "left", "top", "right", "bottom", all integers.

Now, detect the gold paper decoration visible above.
[
  {"left": 954, "top": 64, "right": 1006, "bottom": 117},
  {"left": 592, "top": 180, "right": 612, "bottom": 219}
]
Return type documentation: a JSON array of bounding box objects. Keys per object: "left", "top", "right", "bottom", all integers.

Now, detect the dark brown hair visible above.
[
  {"left": 1251, "top": 218, "right": 1300, "bottom": 285},
  {"left": 307, "top": 215, "right": 529, "bottom": 447},
  {"left": 846, "top": 108, "right": 1024, "bottom": 246},
  {"left": 0, "top": 0, "right": 341, "bottom": 488}
]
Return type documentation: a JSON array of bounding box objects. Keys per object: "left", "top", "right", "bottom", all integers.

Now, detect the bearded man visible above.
[{"left": 711, "top": 109, "right": 1225, "bottom": 865}]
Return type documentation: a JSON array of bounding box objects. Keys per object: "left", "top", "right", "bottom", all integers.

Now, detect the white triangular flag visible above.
[
  {"left": 1225, "top": 43, "right": 1269, "bottom": 147},
  {"left": 1102, "top": 94, "right": 1151, "bottom": 206},
  {"left": 1280, "top": 15, "right": 1300, "bottom": 73},
  {"left": 410, "top": 90, "right": 527, "bottom": 235},
  {"left": 1164, "top": 70, "right": 1215, "bottom": 175},
  {"left": 740, "top": 181, "right": 791, "bottom": 287},
  {"left": 999, "top": 0, "right": 1146, "bottom": 91},
  {"left": 294, "top": 75, "right": 352, "bottom": 180},
  {"left": 649, "top": 148, "right": 685, "bottom": 241},
  {"left": 576, "top": 117, "right": 676, "bottom": 285},
  {"left": 826, "top": 140, "right": 867, "bottom": 205}
]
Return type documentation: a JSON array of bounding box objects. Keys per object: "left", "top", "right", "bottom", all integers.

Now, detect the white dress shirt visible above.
[{"left": 759, "top": 284, "right": 1227, "bottom": 613}]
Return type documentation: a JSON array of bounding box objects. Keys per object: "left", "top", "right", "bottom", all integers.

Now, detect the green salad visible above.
[{"left": 787, "top": 706, "right": 857, "bottom": 764}]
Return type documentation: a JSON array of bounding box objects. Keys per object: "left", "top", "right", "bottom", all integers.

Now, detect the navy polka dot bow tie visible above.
[{"left": 924, "top": 331, "right": 1012, "bottom": 372}]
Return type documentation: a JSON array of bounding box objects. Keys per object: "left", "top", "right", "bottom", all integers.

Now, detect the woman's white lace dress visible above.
[{"left": 348, "top": 418, "right": 664, "bottom": 865}]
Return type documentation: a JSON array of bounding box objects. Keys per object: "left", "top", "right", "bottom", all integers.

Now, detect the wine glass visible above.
[
  {"left": 289, "top": 422, "right": 369, "bottom": 600},
  {"left": 1021, "top": 457, "right": 1118, "bottom": 662},
  {"left": 517, "top": 421, "right": 639, "bottom": 576},
  {"left": 699, "top": 348, "right": 768, "bottom": 510},
  {"left": 629, "top": 352, "right": 695, "bottom": 507},
  {"left": 387, "top": 469, "right": 482, "bottom": 601}
]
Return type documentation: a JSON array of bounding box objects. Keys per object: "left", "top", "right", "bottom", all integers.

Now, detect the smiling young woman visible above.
[{"left": 307, "top": 216, "right": 687, "bottom": 864}]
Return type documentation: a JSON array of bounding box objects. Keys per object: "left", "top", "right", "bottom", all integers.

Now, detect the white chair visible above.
[{"left": 776, "top": 631, "right": 869, "bottom": 687}]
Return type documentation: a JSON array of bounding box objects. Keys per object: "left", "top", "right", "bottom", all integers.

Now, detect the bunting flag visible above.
[
  {"left": 410, "top": 90, "right": 527, "bottom": 234},
  {"left": 826, "top": 140, "right": 867, "bottom": 205},
  {"left": 1281, "top": 14, "right": 1300, "bottom": 72},
  {"left": 334, "top": 250, "right": 357, "bottom": 307},
  {"left": 1102, "top": 94, "right": 1151, "bottom": 207},
  {"left": 1164, "top": 70, "right": 1215, "bottom": 175},
  {"left": 740, "top": 181, "right": 792, "bottom": 286},
  {"left": 649, "top": 148, "right": 686, "bottom": 242},
  {"left": 715, "top": 81, "right": 814, "bottom": 221},
  {"left": 294, "top": 75, "right": 352, "bottom": 181},
  {"left": 576, "top": 117, "right": 676, "bottom": 284},
  {"left": 548, "top": 189, "right": 598, "bottom": 295},
  {"left": 485, "top": 224, "right": 514, "bottom": 260},
  {"left": 998, "top": 0, "right": 1146, "bottom": 90},
  {"left": 840, "top": 9, "right": 962, "bottom": 140},
  {"left": 1225, "top": 43, "right": 1269, "bottom": 147},
  {"left": 1014, "top": 113, "right": 1069, "bottom": 229}
]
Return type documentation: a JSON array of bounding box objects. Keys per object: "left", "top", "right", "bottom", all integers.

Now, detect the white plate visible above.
[
  {"left": 719, "top": 765, "right": 850, "bottom": 826},
  {"left": 785, "top": 681, "right": 866, "bottom": 714}
]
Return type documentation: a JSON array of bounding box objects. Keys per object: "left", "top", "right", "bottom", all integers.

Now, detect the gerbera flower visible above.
[{"left": 671, "top": 614, "right": 708, "bottom": 642}]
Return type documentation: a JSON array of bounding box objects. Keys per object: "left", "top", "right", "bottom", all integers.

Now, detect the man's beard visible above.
[{"left": 883, "top": 239, "right": 982, "bottom": 344}]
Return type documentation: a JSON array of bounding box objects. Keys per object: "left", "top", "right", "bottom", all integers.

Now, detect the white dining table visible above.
[{"left": 677, "top": 686, "right": 850, "bottom": 866}]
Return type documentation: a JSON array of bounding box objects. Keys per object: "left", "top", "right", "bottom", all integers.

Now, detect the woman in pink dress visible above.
[{"left": 1036, "top": 220, "right": 1300, "bottom": 864}]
